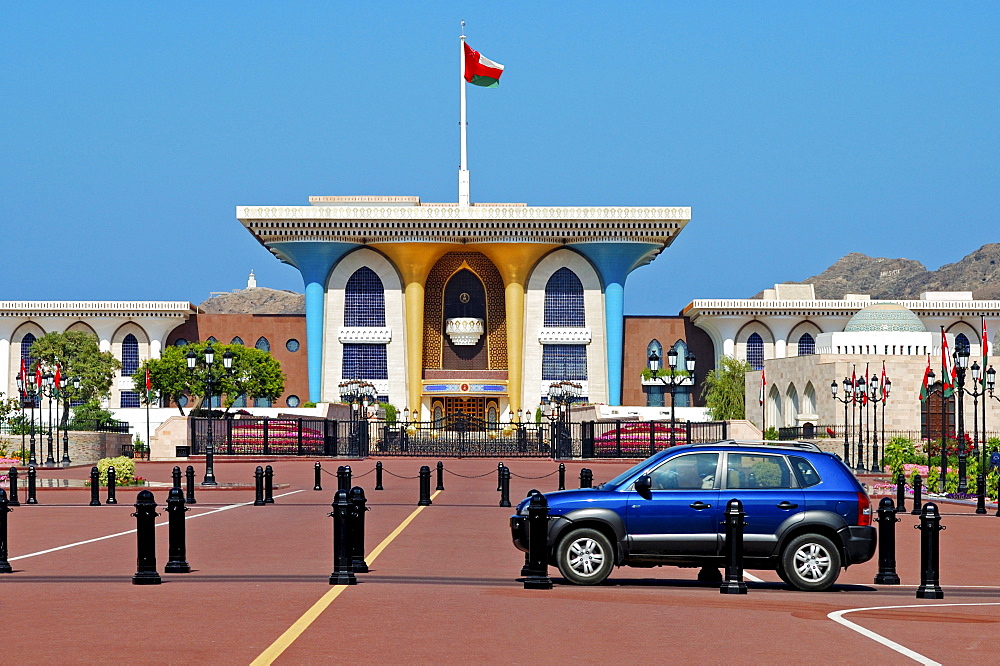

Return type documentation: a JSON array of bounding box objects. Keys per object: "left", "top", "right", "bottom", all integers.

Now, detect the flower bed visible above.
[{"left": 0, "top": 457, "right": 20, "bottom": 483}]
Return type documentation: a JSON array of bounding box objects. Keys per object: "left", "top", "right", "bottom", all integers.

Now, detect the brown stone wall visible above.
[
  {"left": 622, "top": 316, "right": 715, "bottom": 407},
  {"left": 167, "top": 313, "right": 307, "bottom": 408},
  {"left": 1, "top": 432, "right": 131, "bottom": 465}
]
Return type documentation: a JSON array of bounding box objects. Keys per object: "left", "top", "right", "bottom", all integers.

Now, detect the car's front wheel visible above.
[
  {"left": 780, "top": 533, "right": 841, "bottom": 591},
  {"left": 556, "top": 528, "right": 614, "bottom": 585}
]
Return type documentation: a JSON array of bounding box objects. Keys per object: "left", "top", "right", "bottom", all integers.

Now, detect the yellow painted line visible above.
[{"left": 251, "top": 489, "right": 443, "bottom": 665}]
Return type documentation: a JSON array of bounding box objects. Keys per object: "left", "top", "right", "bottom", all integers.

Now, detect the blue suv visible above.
[{"left": 511, "top": 441, "right": 875, "bottom": 591}]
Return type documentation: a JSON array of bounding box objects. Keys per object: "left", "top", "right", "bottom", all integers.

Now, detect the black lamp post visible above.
[
  {"left": 546, "top": 380, "right": 581, "bottom": 457},
  {"left": 186, "top": 344, "right": 234, "bottom": 486},
  {"left": 961, "top": 360, "right": 985, "bottom": 507},
  {"left": 648, "top": 347, "right": 696, "bottom": 448},
  {"left": 953, "top": 346, "right": 971, "bottom": 493},
  {"left": 339, "top": 378, "right": 376, "bottom": 455},
  {"left": 15, "top": 370, "right": 35, "bottom": 465},
  {"left": 831, "top": 377, "right": 853, "bottom": 465},
  {"left": 37, "top": 371, "right": 59, "bottom": 468},
  {"left": 987, "top": 365, "right": 998, "bottom": 458},
  {"left": 924, "top": 369, "right": 950, "bottom": 493},
  {"left": 62, "top": 376, "right": 80, "bottom": 466},
  {"left": 853, "top": 375, "right": 867, "bottom": 474}
]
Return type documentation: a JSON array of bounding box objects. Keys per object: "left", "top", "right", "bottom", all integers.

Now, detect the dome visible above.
[{"left": 844, "top": 303, "right": 926, "bottom": 333}]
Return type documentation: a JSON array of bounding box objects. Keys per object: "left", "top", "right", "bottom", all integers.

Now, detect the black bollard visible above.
[
  {"left": 348, "top": 486, "right": 369, "bottom": 573},
  {"left": 418, "top": 465, "right": 432, "bottom": 506},
  {"left": 7, "top": 467, "right": 19, "bottom": 507},
  {"left": 164, "top": 487, "right": 191, "bottom": 574},
  {"left": 329, "top": 489, "right": 357, "bottom": 585},
  {"left": 106, "top": 466, "right": 118, "bottom": 505},
  {"left": 0, "top": 488, "right": 12, "bottom": 573},
  {"left": 131, "top": 489, "right": 161, "bottom": 585},
  {"left": 520, "top": 490, "right": 539, "bottom": 577},
  {"left": 253, "top": 466, "right": 265, "bottom": 506},
  {"left": 172, "top": 465, "right": 182, "bottom": 490},
  {"left": 264, "top": 465, "right": 275, "bottom": 504},
  {"left": 497, "top": 462, "right": 505, "bottom": 491},
  {"left": 720, "top": 498, "right": 748, "bottom": 594},
  {"left": 343, "top": 465, "right": 352, "bottom": 491},
  {"left": 976, "top": 474, "right": 987, "bottom": 515},
  {"left": 499, "top": 466, "right": 511, "bottom": 508},
  {"left": 580, "top": 468, "right": 593, "bottom": 489},
  {"left": 436, "top": 461, "right": 445, "bottom": 491},
  {"left": 89, "top": 466, "right": 101, "bottom": 506},
  {"left": 313, "top": 462, "right": 322, "bottom": 491},
  {"left": 995, "top": 475, "right": 1000, "bottom": 518},
  {"left": 915, "top": 502, "right": 944, "bottom": 599},
  {"left": 185, "top": 465, "right": 197, "bottom": 505},
  {"left": 558, "top": 463, "right": 565, "bottom": 491},
  {"left": 374, "top": 461, "right": 383, "bottom": 491},
  {"left": 910, "top": 474, "right": 923, "bottom": 516},
  {"left": 336, "top": 465, "right": 347, "bottom": 491},
  {"left": 523, "top": 491, "right": 553, "bottom": 590},
  {"left": 874, "top": 497, "right": 901, "bottom": 585},
  {"left": 895, "top": 473, "right": 907, "bottom": 514},
  {"left": 26, "top": 465, "right": 37, "bottom": 505}
]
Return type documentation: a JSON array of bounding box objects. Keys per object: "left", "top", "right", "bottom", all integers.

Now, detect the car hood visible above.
[{"left": 517, "top": 487, "right": 614, "bottom": 516}]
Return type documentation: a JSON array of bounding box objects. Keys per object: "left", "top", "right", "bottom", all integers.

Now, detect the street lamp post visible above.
[
  {"left": 546, "top": 380, "right": 581, "bottom": 458},
  {"left": 62, "top": 376, "right": 80, "bottom": 466},
  {"left": 37, "top": 371, "right": 59, "bottom": 468},
  {"left": 186, "top": 344, "right": 234, "bottom": 486},
  {"left": 962, "top": 361, "right": 985, "bottom": 508},
  {"left": 647, "top": 347, "right": 696, "bottom": 448},
  {"left": 924, "top": 369, "right": 950, "bottom": 493},
  {"left": 853, "top": 375, "right": 867, "bottom": 474},
  {"left": 831, "top": 377, "right": 853, "bottom": 465},
  {"left": 867, "top": 373, "right": 891, "bottom": 474},
  {"left": 15, "top": 371, "right": 37, "bottom": 465},
  {"left": 339, "top": 378, "right": 377, "bottom": 455}
]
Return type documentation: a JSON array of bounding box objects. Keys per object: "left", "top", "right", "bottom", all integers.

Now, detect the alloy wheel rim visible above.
[
  {"left": 568, "top": 537, "right": 605, "bottom": 576},
  {"left": 793, "top": 542, "right": 831, "bottom": 582}
]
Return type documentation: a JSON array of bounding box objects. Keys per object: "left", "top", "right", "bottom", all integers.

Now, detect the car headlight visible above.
[{"left": 516, "top": 501, "right": 530, "bottom": 515}]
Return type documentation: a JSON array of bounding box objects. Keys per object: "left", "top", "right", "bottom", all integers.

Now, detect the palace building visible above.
[{"left": 238, "top": 196, "right": 691, "bottom": 422}]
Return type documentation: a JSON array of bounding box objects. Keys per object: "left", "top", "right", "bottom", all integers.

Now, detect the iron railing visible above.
[{"left": 188, "top": 416, "right": 728, "bottom": 459}]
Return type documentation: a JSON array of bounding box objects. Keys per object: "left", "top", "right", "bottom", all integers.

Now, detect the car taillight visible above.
[{"left": 857, "top": 492, "right": 872, "bottom": 526}]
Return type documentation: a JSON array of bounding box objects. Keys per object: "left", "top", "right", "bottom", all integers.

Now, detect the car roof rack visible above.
[{"left": 689, "top": 439, "right": 822, "bottom": 452}]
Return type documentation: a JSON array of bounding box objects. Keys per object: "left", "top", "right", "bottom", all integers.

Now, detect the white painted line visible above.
[
  {"left": 827, "top": 602, "right": 1000, "bottom": 665},
  {"left": 743, "top": 571, "right": 764, "bottom": 582},
  {"left": 9, "top": 489, "right": 305, "bottom": 562}
]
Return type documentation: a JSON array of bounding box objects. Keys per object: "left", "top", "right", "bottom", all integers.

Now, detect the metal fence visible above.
[{"left": 189, "top": 416, "right": 729, "bottom": 459}]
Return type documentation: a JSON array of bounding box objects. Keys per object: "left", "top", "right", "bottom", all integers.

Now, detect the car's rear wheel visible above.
[
  {"left": 556, "top": 528, "right": 614, "bottom": 585},
  {"left": 780, "top": 534, "right": 841, "bottom": 591}
]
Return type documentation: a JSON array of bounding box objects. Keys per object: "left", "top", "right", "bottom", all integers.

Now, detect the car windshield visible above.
[{"left": 600, "top": 449, "right": 675, "bottom": 490}]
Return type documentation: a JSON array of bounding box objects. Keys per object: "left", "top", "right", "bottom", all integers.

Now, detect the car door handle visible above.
[
  {"left": 776, "top": 501, "right": 799, "bottom": 510},
  {"left": 689, "top": 501, "right": 712, "bottom": 510}
]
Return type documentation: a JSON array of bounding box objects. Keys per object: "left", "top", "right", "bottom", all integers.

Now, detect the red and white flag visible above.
[
  {"left": 759, "top": 367, "right": 766, "bottom": 405},
  {"left": 145, "top": 366, "right": 152, "bottom": 398},
  {"left": 983, "top": 316, "right": 990, "bottom": 390},
  {"left": 54, "top": 364, "right": 61, "bottom": 388},
  {"left": 941, "top": 327, "right": 955, "bottom": 397},
  {"left": 881, "top": 361, "right": 888, "bottom": 400}
]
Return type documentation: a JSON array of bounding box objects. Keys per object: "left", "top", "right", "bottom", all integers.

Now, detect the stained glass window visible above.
[
  {"left": 345, "top": 267, "right": 386, "bottom": 327},
  {"left": 543, "top": 268, "right": 585, "bottom": 327},
  {"left": 747, "top": 332, "right": 764, "bottom": 370}
]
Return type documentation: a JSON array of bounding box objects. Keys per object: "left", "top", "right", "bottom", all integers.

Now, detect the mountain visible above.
[
  {"left": 758, "top": 244, "right": 1000, "bottom": 300},
  {"left": 199, "top": 287, "right": 305, "bottom": 315}
]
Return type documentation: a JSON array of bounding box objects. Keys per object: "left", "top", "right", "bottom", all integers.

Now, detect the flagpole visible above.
[{"left": 458, "top": 20, "right": 470, "bottom": 207}]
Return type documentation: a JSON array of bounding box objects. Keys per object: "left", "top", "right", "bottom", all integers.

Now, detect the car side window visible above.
[
  {"left": 725, "top": 453, "right": 793, "bottom": 489},
  {"left": 788, "top": 456, "right": 822, "bottom": 487},
  {"left": 648, "top": 453, "right": 719, "bottom": 490}
]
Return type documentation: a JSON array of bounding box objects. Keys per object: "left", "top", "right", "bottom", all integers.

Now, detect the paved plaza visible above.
[{"left": 2, "top": 458, "right": 999, "bottom": 664}]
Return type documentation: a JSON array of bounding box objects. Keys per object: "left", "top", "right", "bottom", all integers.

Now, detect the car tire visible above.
[
  {"left": 780, "top": 533, "right": 841, "bottom": 591},
  {"left": 556, "top": 528, "right": 614, "bottom": 586}
]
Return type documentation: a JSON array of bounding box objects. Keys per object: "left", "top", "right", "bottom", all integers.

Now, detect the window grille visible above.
[
  {"left": 342, "top": 344, "right": 388, "bottom": 380},
  {"left": 345, "top": 267, "right": 386, "bottom": 327},
  {"left": 542, "top": 344, "right": 587, "bottom": 380},
  {"left": 747, "top": 332, "right": 764, "bottom": 370},
  {"left": 543, "top": 268, "right": 585, "bottom": 327},
  {"left": 798, "top": 333, "right": 815, "bottom": 356}
]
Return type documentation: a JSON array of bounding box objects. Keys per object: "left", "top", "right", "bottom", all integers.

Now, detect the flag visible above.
[
  {"left": 464, "top": 42, "right": 504, "bottom": 87},
  {"left": 881, "top": 361, "right": 888, "bottom": 400},
  {"left": 54, "top": 364, "right": 61, "bottom": 389},
  {"left": 862, "top": 362, "right": 870, "bottom": 405},
  {"left": 20, "top": 357, "right": 27, "bottom": 385},
  {"left": 145, "top": 366, "right": 152, "bottom": 399},
  {"left": 759, "top": 367, "right": 766, "bottom": 405},
  {"left": 983, "top": 316, "right": 990, "bottom": 390},
  {"left": 941, "top": 327, "right": 955, "bottom": 397},
  {"left": 851, "top": 366, "right": 857, "bottom": 400},
  {"left": 35, "top": 363, "right": 42, "bottom": 390},
  {"left": 919, "top": 355, "right": 932, "bottom": 401}
]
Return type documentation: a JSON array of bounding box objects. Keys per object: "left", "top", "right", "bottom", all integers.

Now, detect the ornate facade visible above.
[{"left": 239, "top": 196, "right": 691, "bottom": 419}]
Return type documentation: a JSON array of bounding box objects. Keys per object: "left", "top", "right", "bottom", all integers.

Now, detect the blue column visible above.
[
  {"left": 269, "top": 241, "right": 358, "bottom": 404},
  {"left": 568, "top": 243, "right": 662, "bottom": 406}
]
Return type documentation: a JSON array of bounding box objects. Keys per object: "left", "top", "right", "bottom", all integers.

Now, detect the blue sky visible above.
[{"left": 3, "top": 2, "right": 998, "bottom": 314}]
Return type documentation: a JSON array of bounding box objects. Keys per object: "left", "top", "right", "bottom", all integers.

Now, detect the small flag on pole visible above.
[
  {"left": 759, "top": 367, "right": 766, "bottom": 406},
  {"left": 919, "top": 355, "right": 932, "bottom": 401},
  {"left": 941, "top": 327, "right": 955, "bottom": 397},
  {"left": 54, "top": 364, "right": 61, "bottom": 389},
  {"left": 145, "top": 366, "right": 152, "bottom": 400},
  {"left": 983, "top": 316, "right": 990, "bottom": 390},
  {"left": 464, "top": 42, "right": 505, "bottom": 87},
  {"left": 881, "top": 361, "right": 888, "bottom": 400}
]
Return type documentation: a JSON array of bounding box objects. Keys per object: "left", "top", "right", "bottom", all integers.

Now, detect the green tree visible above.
[
  {"left": 28, "top": 331, "right": 121, "bottom": 424},
  {"left": 700, "top": 355, "right": 752, "bottom": 421},
  {"left": 133, "top": 342, "right": 285, "bottom": 415}
]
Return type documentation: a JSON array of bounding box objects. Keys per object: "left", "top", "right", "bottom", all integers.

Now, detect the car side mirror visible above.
[{"left": 634, "top": 475, "right": 652, "bottom": 499}]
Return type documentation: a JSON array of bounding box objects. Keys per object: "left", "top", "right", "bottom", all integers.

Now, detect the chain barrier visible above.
[
  {"left": 319, "top": 466, "right": 375, "bottom": 478},
  {"left": 382, "top": 468, "right": 421, "bottom": 480},
  {"left": 508, "top": 470, "right": 559, "bottom": 480},
  {"left": 443, "top": 469, "right": 496, "bottom": 479}
]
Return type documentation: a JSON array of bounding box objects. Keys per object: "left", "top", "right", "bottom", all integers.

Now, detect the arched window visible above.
[
  {"left": 646, "top": 340, "right": 662, "bottom": 368},
  {"left": 232, "top": 393, "right": 247, "bottom": 408},
  {"left": 20, "top": 333, "right": 39, "bottom": 406},
  {"left": 231, "top": 337, "right": 244, "bottom": 346},
  {"left": 255, "top": 337, "right": 270, "bottom": 352},
  {"left": 254, "top": 397, "right": 272, "bottom": 408},
  {"left": 543, "top": 268, "right": 585, "bottom": 327},
  {"left": 798, "top": 333, "right": 815, "bottom": 356},
  {"left": 747, "top": 333, "right": 764, "bottom": 370},
  {"left": 174, "top": 338, "right": 188, "bottom": 347},
  {"left": 671, "top": 340, "right": 689, "bottom": 371},
  {"left": 207, "top": 336, "right": 218, "bottom": 344},
  {"left": 120, "top": 334, "right": 140, "bottom": 408},
  {"left": 955, "top": 333, "right": 970, "bottom": 355},
  {"left": 345, "top": 267, "right": 386, "bottom": 327}
]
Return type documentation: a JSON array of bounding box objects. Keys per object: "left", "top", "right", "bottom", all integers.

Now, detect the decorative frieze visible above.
[
  {"left": 337, "top": 327, "right": 392, "bottom": 344},
  {"left": 538, "top": 328, "right": 592, "bottom": 345}
]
